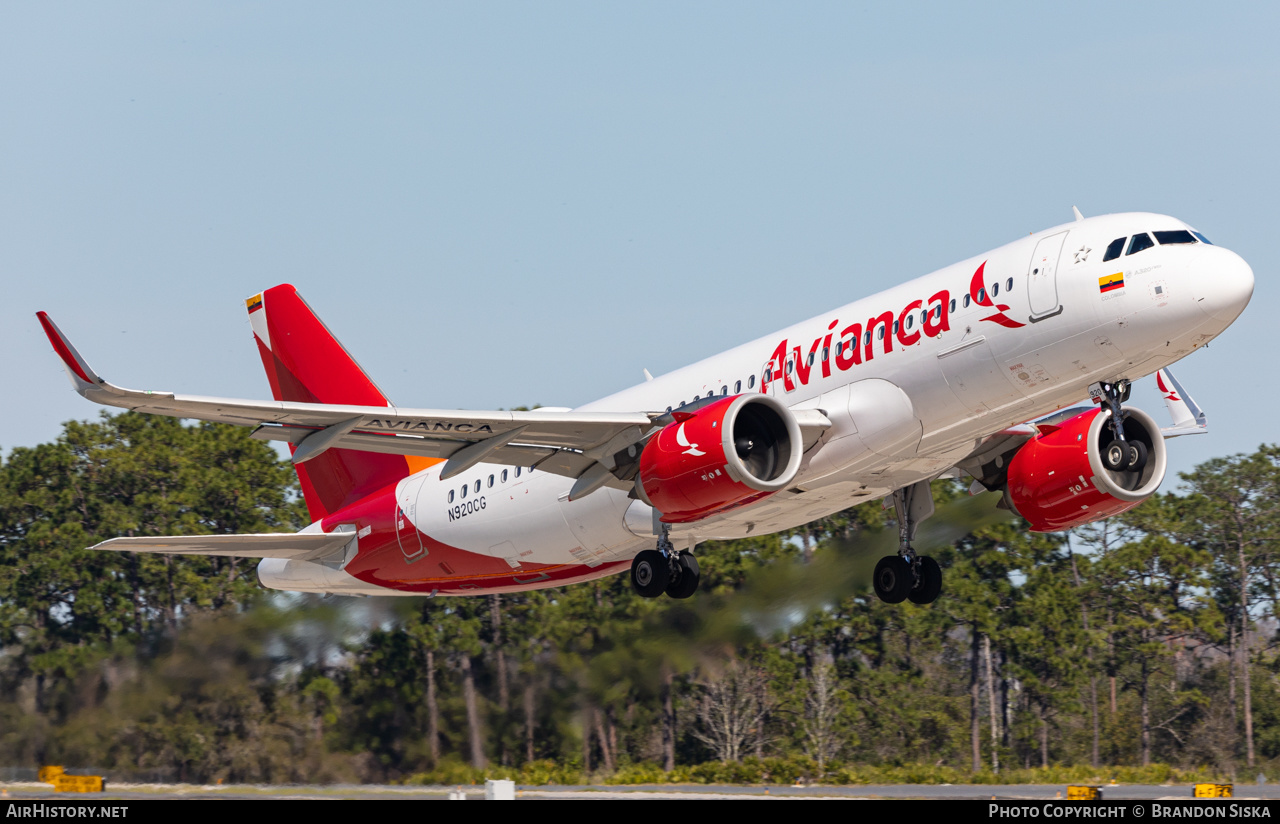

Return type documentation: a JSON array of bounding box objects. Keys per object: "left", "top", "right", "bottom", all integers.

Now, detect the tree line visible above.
[{"left": 2, "top": 411, "right": 1279, "bottom": 784}]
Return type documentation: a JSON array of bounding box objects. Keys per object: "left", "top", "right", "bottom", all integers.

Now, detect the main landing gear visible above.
[
  {"left": 631, "top": 524, "right": 701, "bottom": 600},
  {"left": 1092, "top": 380, "right": 1148, "bottom": 473},
  {"left": 873, "top": 481, "right": 943, "bottom": 605}
]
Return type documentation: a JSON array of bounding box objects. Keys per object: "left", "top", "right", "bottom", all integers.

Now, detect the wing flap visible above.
[{"left": 91, "top": 532, "right": 354, "bottom": 562}]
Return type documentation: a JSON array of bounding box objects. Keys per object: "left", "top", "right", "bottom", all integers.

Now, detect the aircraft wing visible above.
[
  {"left": 1156, "top": 367, "right": 1208, "bottom": 438},
  {"left": 954, "top": 423, "right": 1039, "bottom": 494},
  {"left": 39, "top": 313, "right": 831, "bottom": 492}
]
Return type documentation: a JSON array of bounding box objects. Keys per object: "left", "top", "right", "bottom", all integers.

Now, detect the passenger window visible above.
[
  {"left": 949, "top": 298, "right": 956, "bottom": 313},
  {"left": 502, "top": 469, "right": 508, "bottom": 482},
  {"left": 461, "top": 485, "right": 467, "bottom": 499},
  {"left": 807, "top": 352, "right": 814, "bottom": 367},
  {"left": 921, "top": 310, "right": 928, "bottom": 324},
  {"left": 1154, "top": 230, "right": 1196, "bottom": 245},
  {"left": 877, "top": 326, "right": 885, "bottom": 340},
  {"left": 721, "top": 386, "right": 728, "bottom": 396},
  {"left": 474, "top": 480, "right": 481, "bottom": 494},
  {"left": 977, "top": 288, "right": 986, "bottom": 302},
  {"left": 786, "top": 360, "right": 793, "bottom": 374},
  {"left": 1103, "top": 237, "right": 1126, "bottom": 261},
  {"left": 748, "top": 375, "right": 755, "bottom": 389},
  {"left": 449, "top": 489, "right": 455, "bottom": 503},
  {"left": 963, "top": 294, "right": 971, "bottom": 308},
  {"left": 515, "top": 467, "right": 521, "bottom": 478},
  {"left": 892, "top": 321, "right": 899, "bottom": 334},
  {"left": 905, "top": 314, "right": 914, "bottom": 330},
  {"left": 822, "top": 347, "right": 829, "bottom": 361},
  {"left": 1127, "top": 233, "right": 1154, "bottom": 255},
  {"left": 864, "top": 330, "right": 872, "bottom": 346},
  {"left": 735, "top": 380, "right": 742, "bottom": 393},
  {"left": 488, "top": 474, "right": 494, "bottom": 488},
  {"left": 1006, "top": 277, "right": 1013, "bottom": 291},
  {"left": 665, "top": 406, "right": 672, "bottom": 413},
  {"left": 991, "top": 282, "right": 999, "bottom": 297}
]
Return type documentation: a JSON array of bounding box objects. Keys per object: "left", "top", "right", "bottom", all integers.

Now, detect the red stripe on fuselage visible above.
[{"left": 321, "top": 485, "right": 628, "bottom": 595}]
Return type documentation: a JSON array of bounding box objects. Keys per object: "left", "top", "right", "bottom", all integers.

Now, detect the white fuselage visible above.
[{"left": 263, "top": 212, "right": 1254, "bottom": 594}]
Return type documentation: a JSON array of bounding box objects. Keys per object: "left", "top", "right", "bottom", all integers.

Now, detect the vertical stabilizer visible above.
[{"left": 247, "top": 285, "right": 431, "bottom": 520}]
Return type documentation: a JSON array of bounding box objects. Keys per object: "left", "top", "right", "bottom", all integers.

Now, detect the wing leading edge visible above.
[{"left": 37, "top": 311, "right": 831, "bottom": 492}]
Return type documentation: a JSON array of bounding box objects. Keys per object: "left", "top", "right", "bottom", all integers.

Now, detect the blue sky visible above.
[{"left": 3, "top": 2, "right": 1275, "bottom": 486}]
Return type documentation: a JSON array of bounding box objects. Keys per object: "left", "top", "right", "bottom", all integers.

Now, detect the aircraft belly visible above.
[{"left": 556, "top": 487, "right": 649, "bottom": 569}]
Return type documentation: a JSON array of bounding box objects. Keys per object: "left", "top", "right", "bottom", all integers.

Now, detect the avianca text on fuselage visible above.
[{"left": 761, "top": 261, "right": 1016, "bottom": 393}]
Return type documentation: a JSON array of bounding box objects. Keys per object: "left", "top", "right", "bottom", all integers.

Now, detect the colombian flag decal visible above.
[
  {"left": 1098, "top": 273, "right": 1125, "bottom": 294},
  {"left": 246, "top": 293, "right": 264, "bottom": 313}
]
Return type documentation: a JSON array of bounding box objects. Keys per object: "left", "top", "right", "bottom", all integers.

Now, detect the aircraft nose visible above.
[{"left": 1195, "top": 247, "right": 1254, "bottom": 323}]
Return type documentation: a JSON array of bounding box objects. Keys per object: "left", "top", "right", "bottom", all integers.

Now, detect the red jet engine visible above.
[
  {"left": 636, "top": 394, "right": 802, "bottom": 524},
  {"left": 1006, "top": 406, "right": 1166, "bottom": 532}
]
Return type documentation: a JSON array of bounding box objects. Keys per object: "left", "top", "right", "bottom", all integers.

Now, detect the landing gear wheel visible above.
[
  {"left": 665, "top": 554, "right": 700, "bottom": 599},
  {"left": 873, "top": 555, "right": 913, "bottom": 604},
  {"left": 1102, "top": 439, "right": 1127, "bottom": 471},
  {"left": 1125, "top": 441, "right": 1148, "bottom": 472},
  {"left": 907, "top": 556, "right": 942, "bottom": 605},
  {"left": 631, "top": 550, "right": 670, "bottom": 598}
]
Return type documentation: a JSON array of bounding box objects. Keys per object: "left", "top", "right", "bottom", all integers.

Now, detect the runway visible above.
[{"left": 4, "top": 782, "right": 1280, "bottom": 801}]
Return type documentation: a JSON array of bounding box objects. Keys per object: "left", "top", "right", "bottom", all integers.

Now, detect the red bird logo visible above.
[{"left": 971, "top": 261, "right": 1024, "bottom": 329}]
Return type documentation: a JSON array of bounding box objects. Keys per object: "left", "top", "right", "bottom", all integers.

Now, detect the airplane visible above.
[{"left": 37, "top": 210, "right": 1253, "bottom": 605}]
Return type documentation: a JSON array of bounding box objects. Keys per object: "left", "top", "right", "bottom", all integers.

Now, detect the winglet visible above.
[
  {"left": 1156, "top": 367, "right": 1208, "bottom": 438},
  {"left": 37, "top": 311, "right": 102, "bottom": 392}
]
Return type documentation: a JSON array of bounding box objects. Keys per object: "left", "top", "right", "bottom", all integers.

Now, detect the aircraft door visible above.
[
  {"left": 396, "top": 473, "right": 428, "bottom": 563},
  {"left": 1027, "top": 231, "right": 1068, "bottom": 320}
]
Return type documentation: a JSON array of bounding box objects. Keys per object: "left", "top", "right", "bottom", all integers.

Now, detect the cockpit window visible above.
[
  {"left": 1154, "top": 230, "right": 1196, "bottom": 245},
  {"left": 1192, "top": 231, "right": 1212, "bottom": 245},
  {"left": 1126, "top": 233, "right": 1155, "bottom": 256},
  {"left": 1103, "top": 237, "right": 1126, "bottom": 262}
]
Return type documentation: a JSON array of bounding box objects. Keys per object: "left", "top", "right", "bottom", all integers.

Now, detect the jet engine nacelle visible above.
[
  {"left": 1006, "top": 405, "right": 1167, "bottom": 532},
  {"left": 636, "top": 394, "right": 802, "bottom": 524}
]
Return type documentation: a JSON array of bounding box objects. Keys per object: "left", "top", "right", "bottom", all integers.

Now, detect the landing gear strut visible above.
[
  {"left": 1091, "top": 380, "right": 1147, "bottom": 473},
  {"left": 873, "top": 480, "right": 943, "bottom": 605},
  {"left": 631, "top": 523, "right": 701, "bottom": 600}
]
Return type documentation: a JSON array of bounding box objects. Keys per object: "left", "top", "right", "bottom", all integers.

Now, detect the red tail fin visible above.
[{"left": 248, "top": 284, "right": 427, "bottom": 521}]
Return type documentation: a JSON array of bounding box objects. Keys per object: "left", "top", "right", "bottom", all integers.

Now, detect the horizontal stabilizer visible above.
[{"left": 91, "top": 532, "right": 355, "bottom": 563}]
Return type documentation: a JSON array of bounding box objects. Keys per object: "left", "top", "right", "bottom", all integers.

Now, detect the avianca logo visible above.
[
  {"left": 971, "top": 261, "right": 1024, "bottom": 329},
  {"left": 762, "top": 289, "right": 951, "bottom": 394},
  {"left": 760, "top": 260, "right": 1023, "bottom": 394},
  {"left": 1156, "top": 371, "right": 1179, "bottom": 402}
]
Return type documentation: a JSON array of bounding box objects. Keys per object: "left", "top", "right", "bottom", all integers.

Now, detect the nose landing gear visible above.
[
  {"left": 631, "top": 524, "right": 701, "bottom": 600},
  {"left": 872, "top": 481, "right": 943, "bottom": 606},
  {"left": 1092, "top": 379, "right": 1149, "bottom": 473}
]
